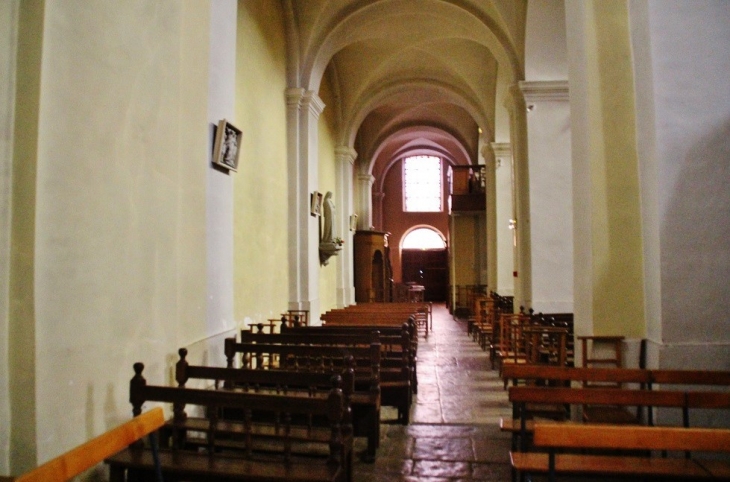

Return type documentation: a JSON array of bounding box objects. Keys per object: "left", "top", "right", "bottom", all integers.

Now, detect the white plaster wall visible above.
[
  {"left": 524, "top": 0, "right": 571, "bottom": 314},
  {"left": 564, "top": 0, "right": 593, "bottom": 339},
  {"left": 205, "top": 0, "right": 237, "bottom": 356},
  {"left": 495, "top": 156, "right": 514, "bottom": 296},
  {"left": 525, "top": 0, "right": 568, "bottom": 80},
  {"left": 525, "top": 97, "right": 573, "bottom": 313},
  {"left": 0, "top": 1, "right": 18, "bottom": 474},
  {"left": 32, "top": 1, "right": 210, "bottom": 465},
  {"left": 632, "top": 1, "right": 730, "bottom": 367}
]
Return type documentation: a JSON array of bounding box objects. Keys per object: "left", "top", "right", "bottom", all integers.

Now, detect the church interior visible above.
[{"left": 1, "top": 0, "right": 729, "bottom": 479}]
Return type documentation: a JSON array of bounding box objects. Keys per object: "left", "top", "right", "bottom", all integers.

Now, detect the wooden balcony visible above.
[{"left": 448, "top": 165, "right": 486, "bottom": 213}]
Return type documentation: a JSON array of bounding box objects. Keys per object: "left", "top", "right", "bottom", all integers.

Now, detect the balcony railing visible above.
[{"left": 448, "top": 165, "right": 486, "bottom": 212}]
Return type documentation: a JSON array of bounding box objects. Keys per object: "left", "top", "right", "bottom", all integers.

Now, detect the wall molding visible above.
[{"left": 519, "top": 80, "right": 569, "bottom": 102}]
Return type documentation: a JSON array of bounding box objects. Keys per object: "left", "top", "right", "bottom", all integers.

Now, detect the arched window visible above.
[
  {"left": 403, "top": 155, "right": 442, "bottom": 212},
  {"left": 402, "top": 227, "right": 446, "bottom": 250}
]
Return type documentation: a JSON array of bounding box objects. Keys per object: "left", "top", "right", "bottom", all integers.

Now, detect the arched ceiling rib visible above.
[{"left": 285, "top": 0, "right": 526, "bottom": 180}]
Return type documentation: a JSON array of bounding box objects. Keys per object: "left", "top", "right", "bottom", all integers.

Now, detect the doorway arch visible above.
[
  {"left": 400, "top": 226, "right": 448, "bottom": 302},
  {"left": 401, "top": 226, "right": 447, "bottom": 250}
]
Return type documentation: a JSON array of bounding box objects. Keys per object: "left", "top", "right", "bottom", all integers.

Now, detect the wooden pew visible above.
[
  {"left": 176, "top": 347, "right": 380, "bottom": 463},
  {"left": 512, "top": 423, "right": 730, "bottom": 482},
  {"left": 1, "top": 408, "right": 163, "bottom": 482},
  {"left": 501, "top": 364, "right": 651, "bottom": 391},
  {"left": 501, "top": 365, "right": 730, "bottom": 430},
  {"left": 320, "top": 312, "right": 416, "bottom": 327},
  {"left": 651, "top": 369, "right": 730, "bottom": 389},
  {"left": 507, "top": 386, "right": 688, "bottom": 452},
  {"left": 507, "top": 385, "right": 730, "bottom": 453},
  {"left": 225, "top": 336, "right": 413, "bottom": 424},
  {"left": 279, "top": 321, "right": 418, "bottom": 350},
  {"left": 322, "top": 302, "right": 431, "bottom": 337},
  {"left": 105, "top": 363, "right": 350, "bottom": 482},
  {"left": 252, "top": 323, "right": 418, "bottom": 396}
]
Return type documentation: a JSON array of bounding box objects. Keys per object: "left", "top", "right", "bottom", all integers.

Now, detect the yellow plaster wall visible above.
[
  {"left": 9, "top": 0, "right": 43, "bottom": 471},
  {"left": 318, "top": 76, "right": 338, "bottom": 313},
  {"left": 452, "top": 216, "right": 478, "bottom": 286},
  {"left": 23, "top": 0, "right": 210, "bottom": 470},
  {"left": 235, "top": 1, "right": 289, "bottom": 324},
  {"left": 586, "top": 1, "right": 645, "bottom": 337}
]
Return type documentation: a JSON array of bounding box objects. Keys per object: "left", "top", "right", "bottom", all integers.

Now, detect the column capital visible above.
[
  {"left": 335, "top": 146, "right": 358, "bottom": 166},
  {"left": 285, "top": 87, "right": 306, "bottom": 106},
  {"left": 301, "top": 90, "right": 325, "bottom": 118},
  {"left": 504, "top": 83, "right": 527, "bottom": 110},
  {"left": 519, "top": 80, "right": 569, "bottom": 103},
  {"left": 489, "top": 142, "right": 512, "bottom": 160},
  {"left": 357, "top": 173, "right": 375, "bottom": 185}
]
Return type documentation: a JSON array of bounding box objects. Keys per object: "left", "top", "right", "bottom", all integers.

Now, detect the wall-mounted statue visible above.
[{"left": 319, "top": 191, "right": 342, "bottom": 265}]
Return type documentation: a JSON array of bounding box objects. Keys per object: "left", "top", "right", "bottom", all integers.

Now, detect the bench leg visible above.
[
  {"left": 399, "top": 404, "right": 410, "bottom": 425},
  {"left": 109, "top": 465, "right": 125, "bottom": 482},
  {"left": 364, "top": 409, "right": 378, "bottom": 463}
]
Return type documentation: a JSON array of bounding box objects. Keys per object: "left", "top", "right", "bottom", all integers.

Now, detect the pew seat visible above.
[{"left": 512, "top": 423, "right": 730, "bottom": 481}]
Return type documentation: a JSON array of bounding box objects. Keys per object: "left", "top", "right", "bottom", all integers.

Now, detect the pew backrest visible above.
[{"left": 129, "top": 362, "right": 346, "bottom": 463}]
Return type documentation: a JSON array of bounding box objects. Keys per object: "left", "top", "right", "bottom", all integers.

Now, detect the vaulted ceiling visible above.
[{"left": 284, "top": 0, "right": 527, "bottom": 177}]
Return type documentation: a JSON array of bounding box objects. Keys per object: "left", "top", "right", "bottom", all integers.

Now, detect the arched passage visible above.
[{"left": 400, "top": 226, "right": 448, "bottom": 302}]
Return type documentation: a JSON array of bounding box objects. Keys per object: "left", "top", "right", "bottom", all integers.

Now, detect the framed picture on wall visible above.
[
  {"left": 311, "top": 191, "right": 323, "bottom": 216},
  {"left": 212, "top": 119, "right": 242, "bottom": 172}
]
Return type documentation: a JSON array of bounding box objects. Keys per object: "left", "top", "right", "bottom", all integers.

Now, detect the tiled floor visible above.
[{"left": 352, "top": 303, "right": 515, "bottom": 481}]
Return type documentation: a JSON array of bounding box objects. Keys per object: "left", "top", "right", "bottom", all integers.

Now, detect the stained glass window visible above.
[{"left": 403, "top": 155, "right": 442, "bottom": 212}]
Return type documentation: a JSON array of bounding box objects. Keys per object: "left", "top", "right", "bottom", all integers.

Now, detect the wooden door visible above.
[{"left": 401, "top": 249, "right": 448, "bottom": 302}]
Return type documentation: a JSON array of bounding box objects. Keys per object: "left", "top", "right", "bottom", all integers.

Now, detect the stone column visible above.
[
  {"left": 566, "top": 0, "right": 645, "bottom": 344},
  {"left": 519, "top": 80, "right": 573, "bottom": 314},
  {"left": 490, "top": 142, "right": 514, "bottom": 298},
  {"left": 335, "top": 146, "right": 357, "bottom": 307},
  {"left": 504, "top": 85, "right": 531, "bottom": 311},
  {"left": 481, "top": 144, "right": 498, "bottom": 291},
  {"left": 372, "top": 191, "right": 385, "bottom": 231},
  {"left": 286, "top": 88, "right": 325, "bottom": 321},
  {"left": 355, "top": 172, "right": 374, "bottom": 230}
]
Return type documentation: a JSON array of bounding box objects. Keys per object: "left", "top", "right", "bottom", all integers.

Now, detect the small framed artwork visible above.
[
  {"left": 212, "top": 119, "right": 242, "bottom": 171},
  {"left": 311, "top": 191, "right": 323, "bottom": 216},
  {"left": 349, "top": 214, "right": 358, "bottom": 231}
]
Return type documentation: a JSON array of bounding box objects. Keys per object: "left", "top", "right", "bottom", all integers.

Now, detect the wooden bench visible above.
[
  {"left": 225, "top": 336, "right": 413, "bottom": 424},
  {"left": 176, "top": 347, "right": 380, "bottom": 463},
  {"left": 262, "top": 323, "right": 418, "bottom": 395},
  {"left": 322, "top": 302, "right": 431, "bottom": 337},
  {"left": 507, "top": 386, "right": 688, "bottom": 452},
  {"left": 279, "top": 322, "right": 418, "bottom": 350},
  {"left": 1, "top": 408, "right": 163, "bottom": 482},
  {"left": 512, "top": 422, "right": 730, "bottom": 481},
  {"left": 105, "top": 362, "right": 350, "bottom": 482},
  {"left": 502, "top": 365, "right": 730, "bottom": 429},
  {"left": 507, "top": 385, "right": 730, "bottom": 453}
]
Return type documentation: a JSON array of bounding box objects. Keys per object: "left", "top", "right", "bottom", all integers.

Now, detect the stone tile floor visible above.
[
  {"left": 349, "top": 304, "right": 641, "bottom": 481},
  {"left": 352, "top": 303, "right": 515, "bottom": 481}
]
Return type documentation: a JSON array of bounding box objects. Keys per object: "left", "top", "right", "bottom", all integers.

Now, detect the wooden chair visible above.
[
  {"left": 282, "top": 309, "right": 309, "bottom": 328},
  {"left": 579, "top": 335, "right": 624, "bottom": 371},
  {"left": 576, "top": 335, "right": 644, "bottom": 424},
  {"left": 496, "top": 309, "right": 531, "bottom": 371},
  {"left": 522, "top": 326, "right": 569, "bottom": 367}
]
